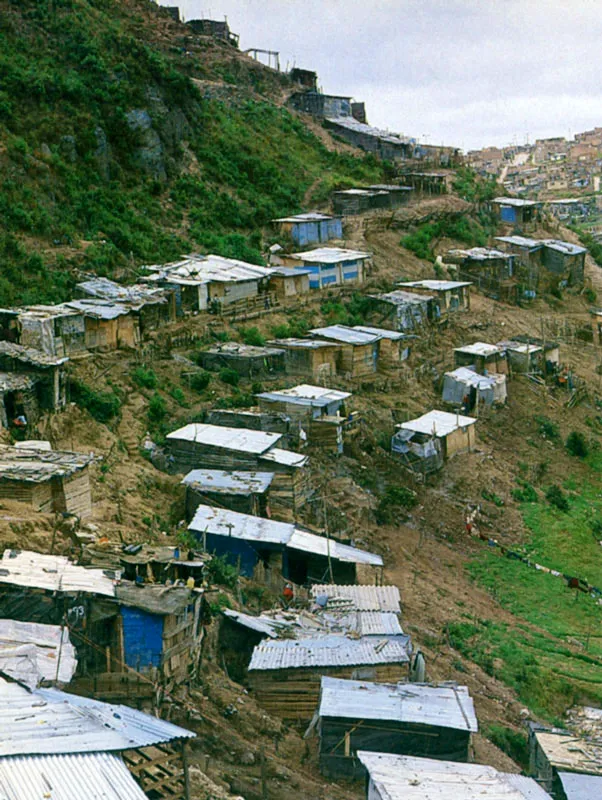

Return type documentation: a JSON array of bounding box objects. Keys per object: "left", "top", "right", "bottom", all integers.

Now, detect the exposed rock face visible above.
[{"left": 125, "top": 108, "right": 166, "bottom": 180}]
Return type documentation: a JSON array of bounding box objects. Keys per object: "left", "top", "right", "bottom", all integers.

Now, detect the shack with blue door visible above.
[
  {"left": 272, "top": 212, "right": 343, "bottom": 246},
  {"left": 281, "top": 247, "right": 371, "bottom": 289}
]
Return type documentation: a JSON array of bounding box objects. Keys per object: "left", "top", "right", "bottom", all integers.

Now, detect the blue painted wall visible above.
[
  {"left": 292, "top": 218, "right": 343, "bottom": 246},
  {"left": 500, "top": 206, "right": 516, "bottom": 223},
  {"left": 200, "top": 532, "right": 284, "bottom": 576},
  {"left": 121, "top": 606, "right": 164, "bottom": 670}
]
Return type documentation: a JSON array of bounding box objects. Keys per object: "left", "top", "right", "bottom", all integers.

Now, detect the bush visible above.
[
  {"left": 239, "top": 326, "right": 265, "bottom": 346},
  {"left": 148, "top": 393, "right": 167, "bottom": 423},
  {"left": 485, "top": 725, "right": 529, "bottom": 770},
  {"left": 215, "top": 392, "right": 254, "bottom": 409},
  {"left": 70, "top": 380, "right": 121, "bottom": 424},
  {"left": 584, "top": 287, "right": 597, "bottom": 304},
  {"left": 190, "top": 371, "right": 211, "bottom": 393},
  {"left": 512, "top": 479, "right": 538, "bottom": 503},
  {"left": 169, "top": 386, "right": 187, "bottom": 406},
  {"left": 204, "top": 553, "right": 239, "bottom": 589},
  {"left": 131, "top": 366, "right": 158, "bottom": 389},
  {"left": 219, "top": 367, "right": 240, "bottom": 386},
  {"left": 566, "top": 430, "right": 589, "bottom": 458},
  {"left": 375, "top": 486, "right": 417, "bottom": 525},
  {"left": 535, "top": 415, "right": 560, "bottom": 442},
  {"left": 546, "top": 484, "right": 569, "bottom": 512}
]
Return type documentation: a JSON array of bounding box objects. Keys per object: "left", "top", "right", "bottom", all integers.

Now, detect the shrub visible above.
[
  {"left": 70, "top": 380, "right": 121, "bottom": 424},
  {"left": 485, "top": 725, "right": 529, "bottom": 770},
  {"left": 512, "top": 479, "right": 538, "bottom": 503},
  {"left": 148, "top": 393, "right": 167, "bottom": 423},
  {"left": 131, "top": 366, "right": 158, "bottom": 389},
  {"left": 215, "top": 392, "right": 254, "bottom": 409},
  {"left": 375, "top": 486, "right": 417, "bottom": 525},
  {"left": 546, "top": 484, "right": 569, "bottom": 512},
  {"left": 566, "top": 430, "right": 589, "bottom": 458},
  {"left": 239, "top": 326, "right": 265, "bottom": 346},
  {"left": 169, "top": 386, "right": 187, "bottom": 407},
  {"left": 584, "top": 287, "right": 597, "bottom": 304},
  {"left": 535, "top": 415, "right": 560, "bottom": 442},
  {"left": 219, "top": 367, "right": 240, "bottom": 386},
  {"left": 204, "top": 553, "right": 239, "bottom": 589},
  {"left": 190, "top": 371, "right": 211, "bottom": 393}
]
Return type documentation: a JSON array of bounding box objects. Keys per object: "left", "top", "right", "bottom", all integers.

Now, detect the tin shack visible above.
[
  {"left": 317, "top": 678, "right": 478, "bottom": 779},
  {"left": 309, "top": 325, "right": 381, "bottom": 379},
  {"left": 358, "top": 752, "right": 552, "bottom": 800},
  {"left": 65, "top": 299, "right": 140, "bottom": 351},
  {"left": 267, "top": 267, "right": 312, "bottom": 301},
  {"left": 181, "top": 469, "right": 274, "bottom": 519},
  {"left": 447, "top": 247, "right": 517, "bottom": 302},
  {"left": 197, "top": 342, "right": 286, "bottom": 378},
  {"left": 248, "top": 634, "right": 411, "bottom": 721},
  {"left": 75, "top": 277, "right": 176, "bottom": 334},
  {"left": 0, "top": 342, "right": 68, "bottom": 423},
  {"left": 272, "top": 212, "right": 343, "bottom": 246},
  {"left": 369, "top": 290, "right": 438, "bottom": 332},
  {"left": 353, "top": 326, "right": 412, "bottom": 366},
  {"left": 5, "top": 305, "right": 87, "bottom": 358},
  {"left": 492, "top": 196, "right": 543, "bottom": 227},
  {"left": 397, "top": 280, "right": 472, "bottom": 316},
  {"left": 188, "top": 504, "right": 383, "bottom": 587},
  {"left": 281, "top": 247, "right": 372, "bottom": 289},
  {"left": 392, "top": 411, "right": 476, "bottom": 475},
  {"left": 453, "top": 342, "right": 508, "bottom": 375},
  {"left": 442, "top": 367, "right": 507, "bottom": 408}
]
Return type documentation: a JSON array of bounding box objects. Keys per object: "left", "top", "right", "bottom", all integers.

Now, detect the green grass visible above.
[{"left": 464, "top": 456, "right": 602, "bottom": 719}]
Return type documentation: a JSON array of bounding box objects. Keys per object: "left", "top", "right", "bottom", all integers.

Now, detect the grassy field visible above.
[{"left": 455, "top": 453, "right": 602, "bottom": 722}]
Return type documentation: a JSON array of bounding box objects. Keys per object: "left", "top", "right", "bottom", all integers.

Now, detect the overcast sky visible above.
[{"left": 162, "top": 1, "right": 602, "bottom": 151}]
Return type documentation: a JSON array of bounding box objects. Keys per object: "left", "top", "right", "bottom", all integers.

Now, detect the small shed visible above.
[
  {"left": 248, "top": 634, "right": 411, "bottom": 721},
  {"left": 369, "top": 290, "right": 437, "bottom": 332},
  {"left": 197, "top": 342, "right": 286, "bottom": 377},
  {"left": 13, "top": 306, "right": 87, "bottom": 358},
  {"left": 529, "top": 712, "right": 602, "bottom": 799},
  {"left": 280, "top": 247, "right": 372, "bottom": 288},
  {"left": 0, "top": 675, "right": 196, "bottom": 800},
  {"left": 353, "top": 326, "right": 412, "bottom": 366},
  {"left": 75, "top": 277, "right": 176, "bottom": 333},
  {"left": 447, "top": 247, "right": 517, "bottom": 302},
  {"left": 400, "top": 172, "right": 450, "bottom": 194},
  {"left": 267, "top": 338, "right": 341, "bottom": 381},
  {"left": 64, "top": 299, "right": 139, "bottom": 350},
  {"left": 396, "top": 280, "right": 471, "bottom": 315},
  {"left": 442, "top": 368, "right": 507, "bottom": 407},
  {"left": 453, "top": 342, "right": 508, "bottom": 375},
  {"left": 188, "top": 504, "right": 382, "bottom": 586},
  {"left": 268, "top": 267, "right": 312, "bottom": 300},
  {"left": 332, "top": 189, "right": 383, "bottom": 215},
  {"left": 541, "top": 240, "right": 586, "bottom": 286},
  {"left": 206, "top": 409, "right": 291, "bottom": 438},
  {"left": 493, "top": 196, "right": 543, "bottom": 226},
  {"left": 393, "top": 411, "right": 476, "bottom": 473},
  {"left": 256, "top": 384, "right": 352, "bottom": 454},
  {"left": 498, "top": 340, "right": 544, "bottom": 373},
  {"left": 272, "top": 212, "right": 343, "bottom": 246},
  {"left": 364, "top": 185, "right": 413, "bottom": 208},
  {"left": 181, "top": 469, "right": 274, "bottom": 519},
  {"left": 358, "top": 752, "right": 552, "bottom": 800},
  {"left": 309, "top": 325, "right": 381, "bottom": 378},
  {"left": 0, "top": 445, "right": 93, "bottom": 517},
  {"left": 0, "top": 342, "right": 68, "bottom": 419},
  {"left": 317, "top": 678, "right": 478, "bottom": 779}
]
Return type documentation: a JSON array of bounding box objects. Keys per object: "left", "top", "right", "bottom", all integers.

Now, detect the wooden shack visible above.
[
  {"left": 309, "top": 325, "right": 380, "bottom": 379},
  {"left": 267, "top": 338, "right": 340, "bottom": 381},
  {"left": 454, "top": 342, "right": 508, "bottom": 375},
  {"left": 12, "top": 305, "right": 87, "bottom": 358},
  {"left": 493, "top": 196, "right": 542, "bottom": 227},
  {"left": 447, "top": 247, "right": 518, "bottom": 303},
  {"left": 369, "top": 290, "right": 437, "bottom": 332},
  {"left": 272, "top": 213, "right": 343, "bottom": 246},
  {"left": 181, "top": 469, "right": 274, "bottom": 519},
  {"left": 393, "top": 411, "right": 476, "bottom": 474},
  {"left": 206, "top": 409, "right": 293, "bottom": 445},
  {"left": 529, "top": 711, "right": 602, "bottom": 800},
  {"left": 359, "top": 752, "right": 552, "bottom": 800},
  {"left": 189, "top": 505, "right": 382, "bottom": 587},
  {"left": 353, "top": 326, "right": 411, "bottom": 367},
  {"left": 317, "top": 678, "right": 478, "bottom": 779},
  {"left": 247, "top": 634, "right": 411, "bottom": 721},
  {"left": 0, "top": 445, "right": 93, "bottom": 517},
  {"left": 75, "top": 277, "right": 176, "bottom": 334},
  {"left": 0, "top": 342, "right": 68, "bottom": 419},
  {"left": 197, "top": 342, "right": 286, "bottom": 378},
  {"left": 268, "top": 267, "right": 312, "bottom": 300},
  {"left": 65, "top": 299, "right": 139, "bottom": 351},
  {"left": 397, "top": 280, "right": 471, "bottom": 316}
]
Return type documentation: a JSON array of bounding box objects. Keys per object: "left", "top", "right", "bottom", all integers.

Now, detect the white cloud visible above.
[{"left": 163, "top": 0, "right": 602, "bottom": 150}]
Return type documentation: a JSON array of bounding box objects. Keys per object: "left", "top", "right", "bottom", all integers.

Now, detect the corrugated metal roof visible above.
[
  {"left": 289, "top": 247, "right": 372, "bottom": 264},
  {"left": 319, "top": 678, "right": 478, "bottom": 731},
  {"left": 371, "top": 290, "right": 435, "bottom": 306},
  {"left": 0, "top": 620, "right": 77, "bottom": 689},
  {"left": 64, "top": 299, "right": 131, "bottom": 320},
  {"left": 181, "top": 469, "right": 274, "bottom": 495},
  {"left": 274, "top": 212, "right": 336, "bottom": 223},
  {"left": 355, "top": 612, "right": 403, "bottom": 636},
  {"left": 266, "top": 338, "right": 339, "bottom": 350},
  {"left": 499, "top": 340, "right": 542, "bottom": 355},
  {"left": 357, "top": 753, "right": 552, "bottom": 800},
  {"left": 0, "top": 446, "right": 92, "bottom": 483},
  {"left": 269, "top": 267, "right": 314, "bottom": 277},
  {"left": 0, "top": 342, "right": 68, "bottom": 367},
  {"left": 309, "top": 325, "right": 381, "bottom": 345},
  {"left": 76, "top": 278, "right": 167, "bottom": 306},
  {"left": 166, "top": 423, "right": 282, "bottom": 454},
  {"left": 188, "top": 504, "right": 295, "bottom": 544},
  {"left": 445, "top": 368, "right": 500, "bottom": 389},
  {"left": 0, "top": 752, "right": 148, "bottom": 800},
  {"left": 326, "top": 116, "right": 415, "bottom": 146},
  {"left": 222, "top": 609, "right": 281, "bottom": 638},
  {"left": 544, "top": 239, "right": 587, "bottom": 255},
  {"left": 310, "top": 585, "right": 401, "bottom": 612},
  {"left": 143, "top": 254, "right": 273, "bottom": 284},
  {"left": 257, "top": 384, "right": 350, "bottom": 406},
  {"left": 448, "top": 247, "right": 511, "bottom": 260},
  {"left": 0, "top": 550, "right": 117, "bottom": 597},
  {"left": 454, "top": 342, "right": 502, "bottom": 357},
  {"left": 259, "top": 447, "right": 308, "bottom": 467},
  {"left": 398, "top": 410, "right": 476, "bottom": 437},
  {"left": 249, "top": 634, "right": 411, "bottom": 671},
  {"left": 288, "top": 529, "right": 382, "bottom": 566},
  {"left": 0, "top": 676, "right": 194, "bottom": 757},
  {"left": 493, "top": 196, "right": 541, "bottom": 207},
  {"left": 353, "top": 326, "right": 406, "bottom": 341},
  {"left": 397, "top": 280, "right": 472, "bottom": 291},
  {"left": 558, "top": 771, "right": 602, "bottom": 800},
  {"left": 496, "top": 235, "right": 543, "bottom": 249}
]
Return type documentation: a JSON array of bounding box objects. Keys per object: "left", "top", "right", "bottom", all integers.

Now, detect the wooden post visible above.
[
  {"left": 181, "top": 740, "right": 191, "bottom": 800},
  {"left": 260, "top": 747, "right": 267, "bottom": 800}
]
